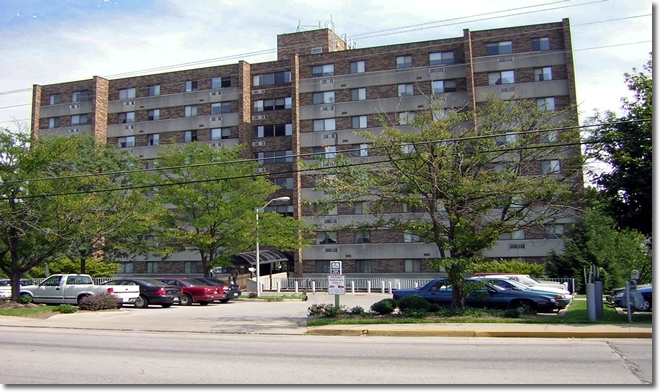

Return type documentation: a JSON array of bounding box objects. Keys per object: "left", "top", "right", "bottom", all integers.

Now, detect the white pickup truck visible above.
[{"left": 20, "top": 274, "right": 140, "bottom": 306}]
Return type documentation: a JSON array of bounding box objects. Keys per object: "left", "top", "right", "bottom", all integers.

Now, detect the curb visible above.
[{"left": 304, "top": 329, "right": 653, "bottom": 338}]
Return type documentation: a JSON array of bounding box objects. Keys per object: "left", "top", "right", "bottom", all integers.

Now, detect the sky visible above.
[{"left": 0, "top": 0, "right": 653, "bottom": 179}]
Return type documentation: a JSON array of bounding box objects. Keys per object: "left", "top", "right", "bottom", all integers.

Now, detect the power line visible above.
[{"left": 0, "top": 117, "right": 649, "bottom": 190}]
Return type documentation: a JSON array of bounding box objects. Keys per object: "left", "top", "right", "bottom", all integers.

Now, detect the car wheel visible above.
[
  {"left": 220, "top": 299, "right": 230, "bottom": 303},
  {"left": 134, "top": 295, "right": 149, "bottom": 308},
  {"left": 639, "top": 300, "right": 651, "bottom": 311},
  {"left": 77, "top": 294, "right": 90, "bottom": 306},
  {"left": 180, "top": 294, "right": 193, "bottom": 306},
  {"left": 161, "top": 304, "right": 172, "bottom": 308},
  {"left": 199, "top": 301, "right": 210, "bottom": 306},
  {"left": 510, "top": 300, "right": 534, "bottom": 314}
]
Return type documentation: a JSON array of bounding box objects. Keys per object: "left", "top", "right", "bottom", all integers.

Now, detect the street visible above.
[{"left": 0, "top": 327, "right": 651, "bottom": 384}]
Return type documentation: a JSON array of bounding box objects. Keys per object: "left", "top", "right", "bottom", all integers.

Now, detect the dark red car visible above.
[{"left": 156, "top": 278, "right": 226, "bottom": 306}]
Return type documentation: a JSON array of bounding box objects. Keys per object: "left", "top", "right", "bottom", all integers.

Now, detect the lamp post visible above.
[{"left": 255, "top": 196, "right": 290, "bottom": 297}]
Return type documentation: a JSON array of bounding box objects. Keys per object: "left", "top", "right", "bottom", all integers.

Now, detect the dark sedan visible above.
[
  {"left": 190, "top": 277, "right": 241, "bottom": 302},
  {"left": 156, "top": 278, "right": 227, "bottom": 305},
  {"left": 611, "top": 285, "right": 652, "bottom": 311},
  {"left": 392, "top": 278, "right": 559, "bottom": 313},
  {"left": 103, "top": 278, "right": 182, "bottom": 308}
]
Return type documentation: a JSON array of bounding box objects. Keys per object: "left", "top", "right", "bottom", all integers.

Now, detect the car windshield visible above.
[
  {"left": 139, "top": 279, "right": 175, "bottom": 286},
  {"left": 181, "top": 279, "right": 205, "bottom": 286},
  {"left": 193, "top": 278, "right": 218, "bottom": 286}
]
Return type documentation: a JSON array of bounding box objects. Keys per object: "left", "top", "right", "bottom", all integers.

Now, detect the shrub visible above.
[
  {"left": 18, "top": 294, "right": 32, "bottom": 304},
  {"left": 397, "top": 295, "right": 430, "bottom": 313},
  {"left": 78, "top": 292, "right": 122, "bottom": 311},
  {"left": 402, "top": 308, "right": 429, "bottom": 318},
  {"left": 58, "top": 304, "right": 78, "bottom": 314},
  {"left": 370, "top": 299, "right": 396, "bottom": 315},
  {"left": 349, "top": 306, "right": 365, "bottom": 315},
  {"left": 307, "top": 304, "right": 347, "bottom": 317},
  {"left": 428, "top": 303, "right": 442, "bottom": 313}
]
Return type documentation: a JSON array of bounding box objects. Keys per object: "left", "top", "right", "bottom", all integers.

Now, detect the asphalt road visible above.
[{"left": 0, "top": 327, "right": 651, "bottom": 384}]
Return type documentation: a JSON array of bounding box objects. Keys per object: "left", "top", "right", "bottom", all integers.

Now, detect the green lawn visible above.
[
  {"left": 306, "top": 299, "right": 653, "bottom": 327},
  {"left": 0, "top": 304, "right": 60, "bottom": 317}
]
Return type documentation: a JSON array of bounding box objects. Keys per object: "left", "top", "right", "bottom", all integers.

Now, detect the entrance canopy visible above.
[{"left": 235, "top": 250, "right": 289, "bottom": 266}]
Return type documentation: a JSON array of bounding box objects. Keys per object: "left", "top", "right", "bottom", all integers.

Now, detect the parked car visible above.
[
  {"left": 20, "top": 274, "right": 140, "bottom": 306},
  {"left": 102, "top": 279, "right": 182, "bottom": 308},
  {"left": 190, "top": 277, "right": 241, "bottom": 302},
  {"left": 611, "top": 285, "right": 652, "bottom": 311},
  {"left": 392, "top": 278, "right": 559, "bottom": 313},
  {"left": 473, "top": 276, "right": 572, "bottom": 309},
  {"left": 0, "top": 278, "right": 37, "bottom": 299},
  {"left": 472, "top": 273, "right": 568, "bottom": 291},
  {"left": 156, "top": 278, "right": 227, "bottom": 306}
]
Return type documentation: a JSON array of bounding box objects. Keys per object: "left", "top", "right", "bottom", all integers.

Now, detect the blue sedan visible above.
[{"left": 392, "top": 278, "right": 559, "bottom": 313}]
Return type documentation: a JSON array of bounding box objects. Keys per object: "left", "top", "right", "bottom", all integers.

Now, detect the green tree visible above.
[
  {"left": 546, "top": 189, "right": 651, "bottom": 293},
  {"left": 585, "top": 56, "right": 652, "bottom": 238},
  {"left": 149, "top": 142, "right": 313, "bottom": 277},
  {"left": 308, "top": 96, "right": 583, "bottom": 308}
]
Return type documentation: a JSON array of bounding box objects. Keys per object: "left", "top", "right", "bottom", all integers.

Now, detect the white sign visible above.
[
  {"left": 328, "top": 275, "right": 345, "bottom": 295},
  {"left": 330, "top": 261, "right": 342, "bottom": 275}
]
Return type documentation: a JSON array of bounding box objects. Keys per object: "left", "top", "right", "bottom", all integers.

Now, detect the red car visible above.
[{"left": 156, "top": 278, "right": 227, "bottom": 306}]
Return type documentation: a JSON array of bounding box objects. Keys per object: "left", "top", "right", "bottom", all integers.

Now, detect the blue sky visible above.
[{"left": 0, "top": 0, "right": 652, "bottom": 165}]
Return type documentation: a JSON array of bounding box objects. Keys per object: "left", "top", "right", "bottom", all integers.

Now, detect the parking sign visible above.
[{"left": 330, "top": 261, "right": 342, "bottom": 275}]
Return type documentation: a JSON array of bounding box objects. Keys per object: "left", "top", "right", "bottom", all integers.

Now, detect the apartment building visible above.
[{"left": 31, "top": 19, "right": 579, "bottom": 278}]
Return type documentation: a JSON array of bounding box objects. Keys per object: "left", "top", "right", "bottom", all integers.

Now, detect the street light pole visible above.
[{"left": 255, "top": 196, "right": 290, "bottom": 297}]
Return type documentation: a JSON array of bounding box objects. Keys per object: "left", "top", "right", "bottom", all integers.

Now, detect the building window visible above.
[
  {"left": 148, "top": 134, "right": 159, "bottom": 146},
  {"left": 351, "top": 116, "right": 368, "bottom": 129},
  {"left": 49, "top": 94, "right": 61, "bottom": 105},
  {"left": 253, "top": 97, "right": 292, "bottom": 112},
  {"left": 211, "top": 128, "right": 232, "bottom": 140},
  {"left": 398, "top": 112, "right": 415, "bottom": 125},
  {"left": 255, "top": 150, "right": 293, "bottom": 164},
  {"left": 499, "top": 230, "right": 525, "bottom": 240},
  {"left": 355, "top": 231, "right": 371, "bottom": 244},
  {"left": 541, "top": 130, "right": 558, "bottom": 143},
  {"left": 71, "top": 90, "right": 89, "bottom": 102},
  {"left": 531, "top": 37, "right": 550, "bottom": 51},
  {"left": 117, "top": 136, "right": 135, "bottom": 148},
  {"left": 184, "top": 261, "right": 198, "bottom": 274},
  {"left": 541, "top": 160, "right": 561, "bottom": 174},
  {"left": 317, "top": 232, "right": 337, "bottom": 244},
  {"left": 350, "top": 88, "right": 366, "bottom": 101},
  {"left": 253, "top": 71, "right": 291, "bottom": 86},
  {"left": 264, "top": 204, "right": 293, "bottom": 217},
  {"left": 48, "top": 117, "right": 59, "bottom": 128},
  {"left": 404, "top": 232, "right": 421, "bottom": 243},
  {"left": 185, "top": 81, "right": 198, "bottom": 92},
  {"left": 211, "top": 102, "right": 231, "bottom": 114},
  {"left": 313, "top": 146, "right": 336, "bottom": 160},
  {"left": 71, "top": 114, "right": 88, "bottom": 125},
  {"left": 311, "top": 64, "right": 334, "bottom": 77},
  {"left": 117, "top": 112, "right": 135, "bottom": 124},
  {"left": 211, "top": 76, "right": 231, "bottom": 89},
  {"left": 313, "top": 118, "right": 336, "bottom": 132},
  {"left": 404, "top": 259, "right": 421, "bottom": 273},
  {"left": 315, "top": 261, "right": 330, "bottom": 273},
  {"left": 536, "top": 97, "right": 556, "bottom": 112},
  {"left": 148, "top": 85, "right": 160, "bottom": 96},
  {"left": 312, "top": 91, "right": 335, "bottom": 105},
  {"left": 274, "top": 177, "right": 293, "bottom": 190},
  {"left": 496, "top": 132, "right": 518, "bottom": 146},
  {"left": 184, "top": 130, "right": 197, "bottom": 143},
  {"left": 432, "top": 80, "right": 456, "bottom": 94},
  {"left": 398, "top": 84, "right": 414, "bottom": 97},
  {"left": 351, "top": 143, "right": 369, "bottom": 157},
  {"left": 118, "top": 88, "right": 136, "bottom": 100},
  {"left": 146, "top": 262, "right": 159, "bottom": 274},
  {"left": 429, "top": 51, "right": 454, "bottom": 65},
  {"left": 545, "top": 224, "right": 564, "bottom": 239},
  {"left": 118, "top": 262, "right": 134, "bottom": 274},
  {"left": 354, "top": 201, "right": 368, "bottom": 214},
  {"left": 488, "top": 70, "right": 515, "bottom": 85},
  {"left": 355, "top": 260, "right": 372, "bottom": 273},
  {"left": 486, "top": 41, "right": 512, "bottom": 56},
  {"left": 147, "top": 109, "right": 160, "bottom": 121},
  {"left": 254, "top": 124, "right": 292, "bottom": 138},
  {"left": 350, "top": 60, "right": 365, "bottom": 74},
  {"left": 184, "top": 105, "right": 197, "bottom": 117},
  {"left": 534, "top": 67, "right": 553, "bottom": 82},
  {"left": 396, "top": 55, "right": 413, "bottom": 69}
]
